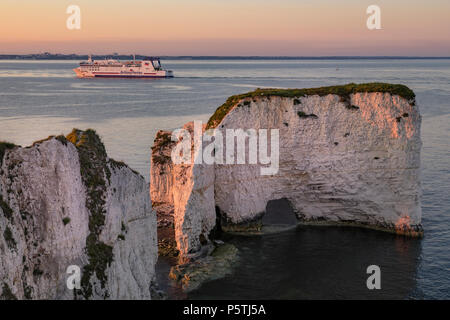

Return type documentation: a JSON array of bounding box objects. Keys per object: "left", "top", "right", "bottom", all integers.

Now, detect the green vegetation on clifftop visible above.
[
  {"left": 66, "top": 129, "right": 113, "bottom": 299},
  {"left": 151, "top": 131, "right": 175, "bottom": 165},
  {"left": 0, "top": 142, "right": 17, "bottom": 166},
  {"left": 206, "top": 82, "right": 416, "bottom": 129},
  {"left": 32, "top": 135, "right": 68, "bottom": 147}
]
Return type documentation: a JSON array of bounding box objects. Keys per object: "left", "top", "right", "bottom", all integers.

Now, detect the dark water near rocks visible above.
[
  {"left": 189, "top": 227, "right": 422, "bottom": 300},
  {"left": 1, "top": 59, "right": 449, "bottom": 299},
  {"left": 158, "top": 202, "right": 424, "bottom": 300}
]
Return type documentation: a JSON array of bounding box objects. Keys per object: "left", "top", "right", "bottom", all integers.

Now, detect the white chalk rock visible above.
[
  {"left": 0, "top": 130, "right": 157, "bottom": 300},
  {"left": 215, "top": 92, "right": 422, "bottom": 235},
  {"left": 150, "top": 84, "right": 423, "bottom": 258},
  {"left": 151, "top": 123, "right": 216, "bottom": 258}
]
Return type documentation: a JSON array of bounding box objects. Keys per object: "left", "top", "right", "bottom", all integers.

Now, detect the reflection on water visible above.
[
  {"left": 187, "top": 227, "right": 422, "bottom": 300},
  {"left": 158, "top": 199, "right": 423, "bottom": 300},
  {"left": 156, "top": 256, "right": 187, "bottom": 300},
  {"left": 0, "top": 59, "right": 449, "bottom": 298}
]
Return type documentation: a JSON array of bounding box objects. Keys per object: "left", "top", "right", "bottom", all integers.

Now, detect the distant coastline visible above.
[{"left": 1, "top": 53, "right": 450, "bottom": 60}]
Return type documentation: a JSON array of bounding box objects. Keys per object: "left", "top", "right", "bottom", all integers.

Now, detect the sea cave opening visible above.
[{"left": 262, "top": 198, "right": 298, "bottom": 227}]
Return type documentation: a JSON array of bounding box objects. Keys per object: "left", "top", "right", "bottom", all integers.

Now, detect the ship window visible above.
[{"left": 152, "top": 60, "right": 161, "bottom": 70}]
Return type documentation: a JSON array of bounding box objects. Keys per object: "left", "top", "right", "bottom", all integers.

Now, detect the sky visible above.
[{"left": 1, "top": 0, "right": 449, "bottom": 56}]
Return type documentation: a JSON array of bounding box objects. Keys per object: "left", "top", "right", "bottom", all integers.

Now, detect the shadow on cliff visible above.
[{"left": 262, "top": 198, "right": 298, "bottom": 226}]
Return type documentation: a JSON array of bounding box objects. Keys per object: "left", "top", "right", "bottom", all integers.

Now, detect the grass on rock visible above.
[
  {"left": 206, "top": 82, "right": 416, "bottom": 129},
  {"left": 66, "top": 129, "right": 113, "bottom": 299},
  {"left": 0, "top": 142, "right": 17, "bottom": 166}
]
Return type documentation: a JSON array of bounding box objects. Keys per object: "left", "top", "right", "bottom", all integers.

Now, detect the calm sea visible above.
[{"left": 0, "top": 59, "right": 449, "bottom": 299}]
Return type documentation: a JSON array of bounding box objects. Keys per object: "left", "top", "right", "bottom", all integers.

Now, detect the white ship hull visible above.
[
  {"left": 73, "top": 56, "right": 174, "bottom": 79},
  {"left": 73, "top": 68, "right": 173, "bottom": 78}
]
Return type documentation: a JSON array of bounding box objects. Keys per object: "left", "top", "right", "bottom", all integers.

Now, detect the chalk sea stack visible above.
[
  {"left": 151, "top": 83, "right": 423, "bottom": 259},
  {"left": 0, "top": 130, "right": 157, "bottom": 300}
]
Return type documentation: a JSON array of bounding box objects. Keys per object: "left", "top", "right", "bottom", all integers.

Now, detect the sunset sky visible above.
[{"left": 1, "top": 0, "right": 449, "bottom": 56}]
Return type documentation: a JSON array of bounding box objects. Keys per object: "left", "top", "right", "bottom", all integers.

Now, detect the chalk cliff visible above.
[
  {"left": 0, "top": 129, "right": 157, "bottom": 300},
  {"left": 151, "top": 123, "right": 216, "bottom": 258},
  {"left": 150, "top": 83, "right": 423, "bottom": 258}
]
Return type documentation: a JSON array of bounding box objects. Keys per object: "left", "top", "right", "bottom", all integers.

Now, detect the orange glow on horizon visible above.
[{"left": 1, "top": 0, "right": 449, "bottom": 55}]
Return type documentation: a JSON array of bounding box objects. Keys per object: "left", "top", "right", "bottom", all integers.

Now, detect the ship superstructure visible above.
[{"left": 73, "top": 55, "right": 173, "bottom": 78}]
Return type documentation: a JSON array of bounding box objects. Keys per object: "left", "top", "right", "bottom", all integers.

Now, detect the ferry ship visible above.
[{"left": 73, "top": 55, "right": 173, "bottom": 78}]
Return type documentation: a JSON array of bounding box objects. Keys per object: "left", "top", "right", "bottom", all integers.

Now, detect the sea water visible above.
[{"left": 0, "top": 58, "right": 449, "bottom": 299}]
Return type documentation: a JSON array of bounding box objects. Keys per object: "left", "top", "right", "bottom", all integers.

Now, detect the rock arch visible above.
[
  {"left": 262, "top": 198, "right": 298, "bottom": 227},
  {"left": 150, "top": 83, "right": 423, "bottom": 258}
]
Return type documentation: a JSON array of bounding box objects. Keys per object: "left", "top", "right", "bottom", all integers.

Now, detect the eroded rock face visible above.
[
  {"left": 150, "top": 84, "right": 423, "bottom": 258},
  {"left": 214, "top": 92, "right": 422, "bottom": 235},
  {"left": 150, "top": 131, "right": 176, "bottom": 207},
  {"left": 0, "top": 130, "right": 157, "bottom": 300},
  {"left": 151, "top": 123, "right": 216, "bottom": 258}
]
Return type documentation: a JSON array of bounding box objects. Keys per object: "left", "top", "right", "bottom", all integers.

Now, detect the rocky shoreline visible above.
[
  {"left": 150, "top": 83, "right": 423, "bottom": 293},
  {"left": 153, "top": 201, "right": 239, "bottom": 294},
  {"left": 1, "top": 82, "right": 423, "bottom": 299}
]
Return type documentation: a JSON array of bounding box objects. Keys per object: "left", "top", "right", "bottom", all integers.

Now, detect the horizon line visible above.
[{"left": 1, "top": 54, "right": 450, "bottom": 60}]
